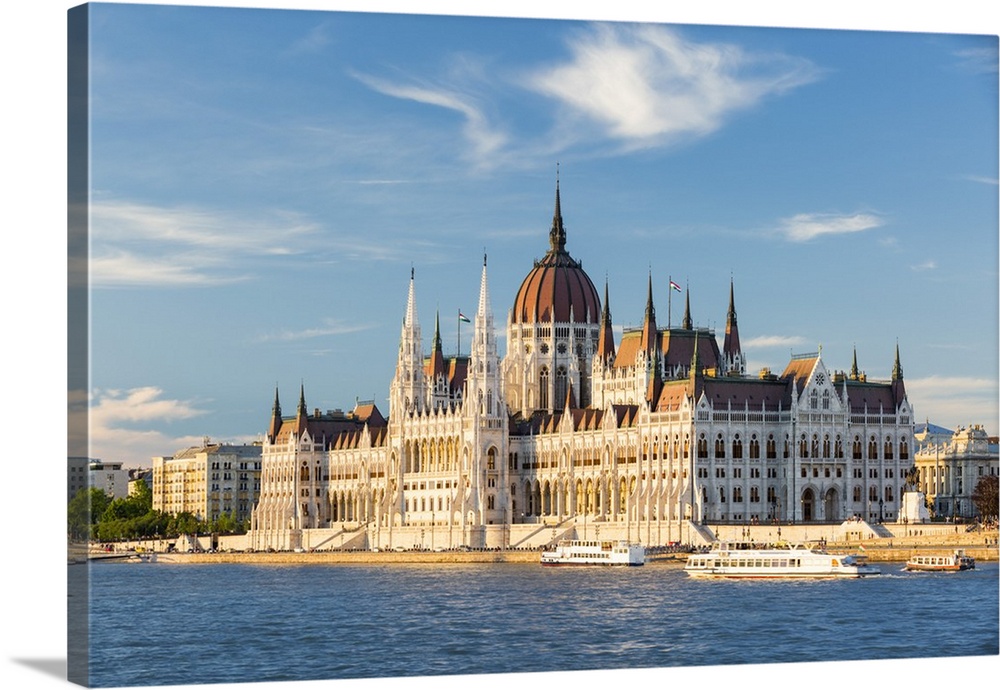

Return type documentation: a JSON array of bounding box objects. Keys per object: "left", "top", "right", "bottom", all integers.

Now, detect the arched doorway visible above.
[
  {"left": 824, "top": 488, "right": 839, "bottom": 522},
  {"left": 802, "top": 488, "right": 815, "bottom": 522}
]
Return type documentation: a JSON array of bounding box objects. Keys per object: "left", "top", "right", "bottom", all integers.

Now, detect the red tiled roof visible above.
[
  {"left": 844, "top": 381, "right": 900, "bottom": 414},
  {"left": 512, "top": 250, "right": 600, "bottom": 324},
  {"left": 272, "top": 401, "right": 387, "bottom": 449},
  {"left": 780, "top": 356, "right": 818, "bottom": 391}
]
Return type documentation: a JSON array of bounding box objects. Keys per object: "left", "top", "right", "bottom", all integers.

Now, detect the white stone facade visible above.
[
  {"left": 249, "top": 184, "right": 916, "bottom": 551},
  {"left": 914, "top": 424, "right": 999, "bottom": 519}
]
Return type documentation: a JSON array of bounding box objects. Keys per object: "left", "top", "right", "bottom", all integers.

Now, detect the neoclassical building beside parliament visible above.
[{"left": 250, "top": 181, "right": 915, "bottom": 551}]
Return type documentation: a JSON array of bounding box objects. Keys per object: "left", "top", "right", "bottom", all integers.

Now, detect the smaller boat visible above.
[
  {"left": 541, "top": 539, "right": 645, "bottom": 566},
  {"left": 904, "top": 549, "right": 975, "bottom": 572}
]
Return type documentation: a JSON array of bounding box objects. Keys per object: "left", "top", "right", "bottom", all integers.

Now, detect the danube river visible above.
[{"left": 85, "top": 560, "right": 998, "bottom": 688}]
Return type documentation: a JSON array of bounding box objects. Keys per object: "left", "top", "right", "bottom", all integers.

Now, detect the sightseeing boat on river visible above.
[
  {"left": 904, "top": 549, "right": 975, "bottom": 572},
  {"left": 541, "top": 539, "right": 645, "bottom": 566},
  {"left": 684, "top": 541, "right": 880, "bottom": 579}
]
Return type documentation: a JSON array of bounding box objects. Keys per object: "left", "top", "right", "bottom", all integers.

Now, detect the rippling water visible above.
[{"left": 84, "top": 560, "right": 999, "bottom": 688}]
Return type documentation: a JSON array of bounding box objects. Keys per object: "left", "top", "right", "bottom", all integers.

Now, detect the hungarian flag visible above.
[
  {"left": 458, "top": 312, "right": 471, "bottom": 323},
  {"left": 669, "top": 280, "right": 682, "bottom": 292}
]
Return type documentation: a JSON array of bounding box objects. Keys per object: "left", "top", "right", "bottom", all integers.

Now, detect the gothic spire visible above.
[
  {"left": 722, "top": 277, "right": 744, "bottom": 375},
  {"left": 891, "top": 341, "right": 907, "bottom": 405},
  {"left": 850, "top": 346, "right": 860, "bottom": 380},
  {"left": 548, "top": 169, "right": 567, "bottom": 254},
  {"left": 404, "top": 266, "right": 418, "bottom": 328},
  {"left": 596, "top": 278, "right": 616, "bottom": 363},
  {"left": 271, "top": 385, "right": 281, "bottom": 417},
  {"left": 267, "top": 385, "right": 282, "bottom": 443},
  {"left": 682, "top": 286, "right": 692, "bottom": 330},
  {"left": 690, "top": 329, "right": 702, "bottom": 378},
  {"left": 640, "top": 272, "right": 658, "bottom": 355},
  {"left": 430, "top": 310, "right": 446, "bottom": 378},
  {"left": 647, "top": 342, "right": 663, "bottom": 409},
  {"left": 476, "top": 252, "right": 492, "bottom": 317},
  {"left": 294, "top": 381, "right": 308, "bottom": 433}
]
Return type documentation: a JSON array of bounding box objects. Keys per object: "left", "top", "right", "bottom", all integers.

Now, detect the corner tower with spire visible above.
[{"left": 389, "top": 268, "right": 426, "bottom": 419}]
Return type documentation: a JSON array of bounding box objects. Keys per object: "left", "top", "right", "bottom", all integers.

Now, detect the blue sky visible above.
[
  {"left": 72, "top": 2, "right": 999, "bottom": 467},
  {"left": 2, "top": 3, "right": 998, "bottom": 690}
]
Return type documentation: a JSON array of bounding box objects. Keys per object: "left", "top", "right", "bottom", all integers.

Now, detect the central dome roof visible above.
[{"left": 511, "top": 181, "right": 600, "bottom": 325}]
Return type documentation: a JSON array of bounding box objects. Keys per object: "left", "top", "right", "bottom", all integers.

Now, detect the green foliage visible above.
[
  {"left": 971, "top": 475, "right": 998, "bottom": 519},
  {"left": 67, "top": 487, "right": 110, "bottom": 541},
  {"left": 77, "top": 479, "right": 252, "bottom": 541},
  {"left": 212, "top": 511, "right": 239, "bottom": 535}
]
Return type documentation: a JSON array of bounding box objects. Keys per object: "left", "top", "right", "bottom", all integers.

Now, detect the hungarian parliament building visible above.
[{"left": 250, "top": 182, "right": 914, "bottom": 551}]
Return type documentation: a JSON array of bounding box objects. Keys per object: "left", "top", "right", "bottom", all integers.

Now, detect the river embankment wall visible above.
[{"left": 87, "top": 521, "right": 998, "bottom": 564}]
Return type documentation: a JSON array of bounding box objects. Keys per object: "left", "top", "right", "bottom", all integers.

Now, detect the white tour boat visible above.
[
  {"left": 904, "top": 549, "right": 975, "bottom": 572},
  {"left": 541, "top": 539, "right": 645, "bottom": 566},
  {"left": 684, "top": 541, "right": 880, "bottom": 579}
]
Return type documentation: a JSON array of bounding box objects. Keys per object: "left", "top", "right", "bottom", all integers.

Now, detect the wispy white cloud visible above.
[
  {"left": 953, "top": 45, "right": 999, "bottom": 74},
  {"left": 911, "top": 259, "right": 937, "bottom": 272},
  {"left": 352, "top": 72, "right": 508, "bottom": 165},
  {"left": 527, "top": 24, "right": 820, "bottom": 150},
  {"left": 906, "top": 375, "right": 999, "bottom": 432},
  {"left": 777, "top": 212, "right": 883, "bottom": 242},
  {"left": 286, "top": 21, "right": 335, "bottom": 56},
  {"left": 88, "top": 199, "right": 321, "bottom": 287},
  {"left": 964, "top": 174, "right": 999, "bottom": 186},
  {"left": 351, "top": 24, "right": 817, "bottom": 165},
  {"left": 255, "top": 319, "right": 375, "bottom": 343},
  {"left": 744, "top": 335, "right": 808, "bottom": 349},
  {"left": 72, "top": 387, "right": 212, "bottom": 464}
]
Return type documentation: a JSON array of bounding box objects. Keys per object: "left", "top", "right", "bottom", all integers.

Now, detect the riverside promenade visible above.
[{"left": 88, "top": 523, "right": 998, "bottom": 566}]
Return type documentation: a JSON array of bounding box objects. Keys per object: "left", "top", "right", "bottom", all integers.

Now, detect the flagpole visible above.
[
  {"left": 457, "top": 309, "right": 461, "bottom": 357},
  {"left": 668, "top": 275, "right": 672, "bottom": 329}
]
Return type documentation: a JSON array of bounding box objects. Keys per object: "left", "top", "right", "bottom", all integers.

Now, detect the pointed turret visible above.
[
  {"left": 596, "top": 278, "right": 616, "bottom": 363},
  {"left": 476, "top": 253, "right": 492, "bottom": 318},
  {"left": 849, "top": 346, "right": 860, "bottom": 380},
  {"left": 722, "top": 278, "right": 745, "bottom": 376},
  {"left": 294, "top": 382, "right": 308, "bottom": 433},
  {"left": 404, "top": 266, "right": 418, "bottom": 329},
  {"left": 466, "top": 253, "right": 502, "bottom": 419},
  {"left": 891, "top": 342, "right": 907, "bottom": 404},
  {"left": 429, "top": 310, "right": 446, "bottom": 379},
  {"left": 267, "top": 385, "right": 282, "bottom": 443},
  {"left": 682, "top": 287, "right": 692, "bottom": 330},
  {"left": 690, "top": 330, "right": 701, "bottom": 378},
  {"left": 549, "top": 170, "right": 567, "bottom": 254},
  {"left": 390, "top": 267, "right": 425, "bottom": 416},
  {"left": 639, "top": 272, "right": 658, "bottom": 355},
  {"left": 646, "top": 344, "right": 663, "bottom": 409}
]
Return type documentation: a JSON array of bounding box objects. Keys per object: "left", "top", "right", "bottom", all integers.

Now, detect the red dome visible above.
[{"left": 511, "top": 183, "right": 600, "bottom": 325}]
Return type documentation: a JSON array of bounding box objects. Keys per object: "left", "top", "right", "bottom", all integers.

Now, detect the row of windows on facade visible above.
[
  {"left": 210, "top": 472, "right": 256, "bottom": 481},
  {"left": 696, "top": 435, "right": 910, "bottom": 460},
  {"left": 210, "top": 482, "right": 259, "bottom": 492},
  {"left": 209, "top": 461, "right": 261, "bottom": 470},
  {"left": 704, "top": 484, "right": 900, "bottom": 504}
]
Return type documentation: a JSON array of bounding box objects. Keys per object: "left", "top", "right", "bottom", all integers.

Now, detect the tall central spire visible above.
[{"left": 549, "top": 167, "right": 567, "bottom": 254}]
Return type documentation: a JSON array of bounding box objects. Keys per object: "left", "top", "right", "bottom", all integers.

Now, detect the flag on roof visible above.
[
  {"left": 458, "top": 312, "right": 471, "bottom": 323},
  {"left": 669, "top": 280, "right": 682, "bottom": 292}
]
